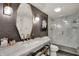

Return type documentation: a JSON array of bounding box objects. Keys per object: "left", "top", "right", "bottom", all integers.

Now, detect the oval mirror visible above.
[{"left": 16, "top": 3, "right": 33, "bottom": 39}]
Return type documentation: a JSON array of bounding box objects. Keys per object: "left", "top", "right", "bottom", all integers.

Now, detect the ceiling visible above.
[{"left": 31, "top": 3, "right": 79, "bottom": 19}]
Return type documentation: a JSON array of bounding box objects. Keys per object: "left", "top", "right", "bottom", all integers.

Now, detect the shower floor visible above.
[{"left": 57, "top": 50, "right": 78, "bottom": 56}]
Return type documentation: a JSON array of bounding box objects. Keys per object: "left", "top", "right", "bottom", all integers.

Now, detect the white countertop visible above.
[{"left": 0, "top": 37, "right": 50, "bottom": 56}]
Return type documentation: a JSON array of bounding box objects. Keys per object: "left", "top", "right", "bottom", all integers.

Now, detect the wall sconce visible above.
[
  {"left": 3, "top": 3, "right": 13, "bottom": 16},
  {"left": 33, "top": 17, "right": 40, "bottom": 23}
]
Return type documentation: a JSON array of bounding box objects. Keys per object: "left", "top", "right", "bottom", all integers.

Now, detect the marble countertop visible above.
[{"left": 0, "top": 37, "right": 50, "bottom": 56}]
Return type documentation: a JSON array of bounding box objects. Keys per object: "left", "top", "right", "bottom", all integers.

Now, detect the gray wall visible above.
[
  {"left": 30, "top": 4, "right": 48, "bottom": 38},
  {"left": 0, "top": 3, "right": 21, "bottom": 45},
  {"left": 48, "top": 13, "right": 79, "bottom": 49}
]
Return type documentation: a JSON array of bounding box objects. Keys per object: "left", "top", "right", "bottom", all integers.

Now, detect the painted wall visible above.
[
  {"left": 30, "top": 4, "right": 48, "bottom": 38},
  {"left": 0, "top": 3, "right": 21, "bottom": 45},
  {"left": 48, "top": 13, "right": 79, "bottom": 49}
]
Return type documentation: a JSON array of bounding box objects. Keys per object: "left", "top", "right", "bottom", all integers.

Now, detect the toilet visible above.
[{"left": 50, "top": 44, "right": 59, "bottom": 56}]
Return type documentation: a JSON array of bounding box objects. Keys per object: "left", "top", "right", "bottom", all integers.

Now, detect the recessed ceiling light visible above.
[{"left": 54, "top": 8, "right": 61, "bottom": 12}]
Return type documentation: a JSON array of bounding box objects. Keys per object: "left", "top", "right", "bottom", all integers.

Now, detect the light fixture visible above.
[
  {"left": 4, "top": 3, "right": 13, "bottom": 16},
  {"left": 54, "top": 7, "right": 61, "bottom": 12},
  {"left": 33, "top": 17, "right": 40, "bottom": 23}
]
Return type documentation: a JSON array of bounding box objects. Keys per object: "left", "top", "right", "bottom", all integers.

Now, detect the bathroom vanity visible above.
[{"left": 0, "top": 37, "right": 50, "bottom": 56}]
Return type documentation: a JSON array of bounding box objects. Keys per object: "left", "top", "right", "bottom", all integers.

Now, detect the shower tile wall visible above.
[{"left": 48, "top": 14, "right": 79, "bottom": 49}]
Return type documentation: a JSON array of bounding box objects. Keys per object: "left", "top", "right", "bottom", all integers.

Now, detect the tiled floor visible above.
[{"left": 57, "top": 50, "right": 78, "bottom": 56}]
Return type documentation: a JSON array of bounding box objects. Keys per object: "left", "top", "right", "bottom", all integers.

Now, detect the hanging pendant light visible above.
[{"left": 4, "top": 3, "right": 13, "bottom": 16}]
